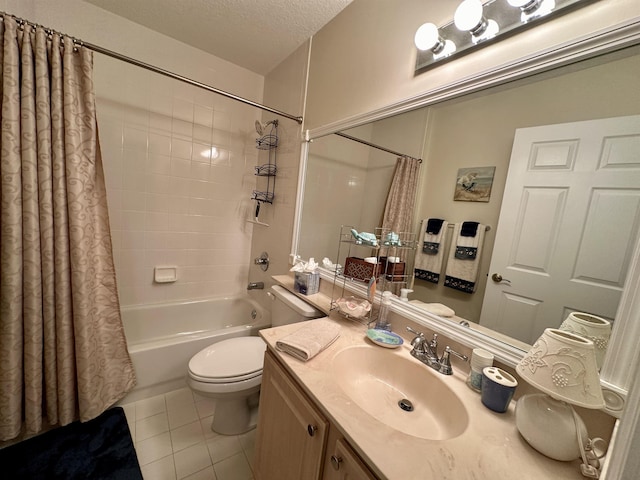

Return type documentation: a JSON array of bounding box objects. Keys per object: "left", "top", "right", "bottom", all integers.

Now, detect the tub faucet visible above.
[{"left": 247, "top": 282, "right": 264, "bottom": 290}]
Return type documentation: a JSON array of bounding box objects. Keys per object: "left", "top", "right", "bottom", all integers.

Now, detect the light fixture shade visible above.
[
  {"left": 559, "top": 312, "right": 611, "bottom": 370},
  {"left": 516, "top": 328, "right": 604, "bottom": 409},
  {"left": 414, "top": 23, "right": 442, "bottom": 51},
  {"left": 454, "top": 0, "right": 485, "bottom": 32}
]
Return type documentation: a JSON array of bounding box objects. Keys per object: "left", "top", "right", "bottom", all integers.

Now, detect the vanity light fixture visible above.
[
  {"left": 414, "top": 23, "right": 457, "bottom": 59},
  {"left": 515, "top": 329, "right": 606, "bottom": 477},
  {"left": 415, "top": 0, "right": 593, "bottom": 72},
  {"left": 454, "top": 0, "right": 500, "bottom": 44}
]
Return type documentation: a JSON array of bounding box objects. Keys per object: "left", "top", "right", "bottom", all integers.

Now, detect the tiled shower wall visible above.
[{"left": 96, "top": 57, "right": 261, "bottom": 306}]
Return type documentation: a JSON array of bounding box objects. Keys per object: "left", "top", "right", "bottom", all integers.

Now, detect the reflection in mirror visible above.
[{"left": 298, "top": 44, "right": 640, "bottom": 352}]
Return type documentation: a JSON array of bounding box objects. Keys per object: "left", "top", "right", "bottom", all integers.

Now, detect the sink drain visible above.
[{"left": 398, "top": 398, "right": 414, "bottom": 412}]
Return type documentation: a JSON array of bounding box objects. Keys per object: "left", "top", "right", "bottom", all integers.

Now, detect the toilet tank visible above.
[{"left": 269, "top": 285, "right": 324, "bottom": 327}]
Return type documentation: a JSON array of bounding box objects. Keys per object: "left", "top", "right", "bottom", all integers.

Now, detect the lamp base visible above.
[{"left": 515, "top": 393, "right": 588, "bottom": 461}]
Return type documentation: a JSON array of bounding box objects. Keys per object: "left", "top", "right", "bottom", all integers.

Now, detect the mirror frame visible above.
[{"left": 292, "top": 18, "right": 640, "bottom": 414}]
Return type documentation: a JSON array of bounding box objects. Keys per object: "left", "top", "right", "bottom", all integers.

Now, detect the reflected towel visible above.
[
  {"left": 414, "top": 218, "right": 448, "bottom": 284},
  {"left": 276, "top": 318, "right": 340, "bottom": 362},
  {"left": 409, "top": 300, "right": 455, "bottom": 317},
  {"left": 445, "top": 222, "right": 486, "bottom": 293}
]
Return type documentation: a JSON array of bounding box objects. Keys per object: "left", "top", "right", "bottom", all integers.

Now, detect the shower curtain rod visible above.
[
  {"left": 334, "top": 132, "right": 422, "bottom": 163},
  {"left": 1, "top": 12, "right": 304, "bottom": 125}
]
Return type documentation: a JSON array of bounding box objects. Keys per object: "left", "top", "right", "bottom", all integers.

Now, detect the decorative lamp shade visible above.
[
  {"left": 559, "top": 312, "right": 611, "bottom": 370},
  {"left": 516, "top": 328, "right": 604, "bottom": 409}
]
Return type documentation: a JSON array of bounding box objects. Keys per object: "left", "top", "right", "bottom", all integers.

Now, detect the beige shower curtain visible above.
[
  {"left": 381, "top": 156, "right": 420, "bottom": 235},
  {"left": 0, "top": 15, "right": 135, "bottom": 441}
]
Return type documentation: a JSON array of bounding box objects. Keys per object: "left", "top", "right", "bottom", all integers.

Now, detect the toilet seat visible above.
[{"left": 188, "top": 336, "right": 266, "bottom": 384}]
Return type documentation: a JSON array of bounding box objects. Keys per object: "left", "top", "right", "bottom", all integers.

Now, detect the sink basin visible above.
[{"left": 331, "top": 345, "right": 469, "bottom": 440}]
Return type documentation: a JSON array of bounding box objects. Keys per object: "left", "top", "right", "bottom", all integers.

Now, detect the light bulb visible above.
[
  {"left": 508, "top": 0, "right": 542, "bottom": 13},
  {"left": 414, "top": 23, "right": 444, "bottom": 53},
  {"left": 454, "top": 0, "right": 486, "bottom": 34}
]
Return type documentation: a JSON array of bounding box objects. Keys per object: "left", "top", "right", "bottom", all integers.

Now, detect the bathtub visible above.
[{"left": 120, "top": 296, "right": 270, "bottom": 402}]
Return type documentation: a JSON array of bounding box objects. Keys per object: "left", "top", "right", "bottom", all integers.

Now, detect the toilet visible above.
[{"left": 187, "top": 285, "right": 325, "bottom": 435}]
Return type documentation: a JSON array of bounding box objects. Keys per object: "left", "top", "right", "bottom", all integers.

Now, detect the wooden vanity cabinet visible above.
[
  {"left": 254, "top": 349, "right": 378, "bottom": 480},
  {"left": 323, "top": 429, "right": 377, "bottom": 480}
]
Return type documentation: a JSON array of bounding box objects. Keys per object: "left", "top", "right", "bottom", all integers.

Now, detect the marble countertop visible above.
[{"left": 261, "top": 283, "right": 585, "bottom": 479}]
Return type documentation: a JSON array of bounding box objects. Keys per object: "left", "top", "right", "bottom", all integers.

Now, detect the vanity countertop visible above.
[{"left": 261, "top": 283, "right": 585, "bottom": 479}]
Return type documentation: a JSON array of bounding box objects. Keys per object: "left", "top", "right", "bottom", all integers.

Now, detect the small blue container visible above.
[{"left": 481, "top": 367, "right": 518, "bottom": 413}]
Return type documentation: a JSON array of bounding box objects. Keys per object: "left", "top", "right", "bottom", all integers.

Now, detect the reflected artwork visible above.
[{"left": 453, "top": 166, "right": 496, "bottom": 202}]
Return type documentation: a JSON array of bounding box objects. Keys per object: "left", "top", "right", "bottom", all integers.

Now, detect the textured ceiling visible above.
[{"left": 83, "top": 0, "right": 353, "bottom": 75}]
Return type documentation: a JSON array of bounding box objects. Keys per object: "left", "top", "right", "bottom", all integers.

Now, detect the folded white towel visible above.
[
  {"left": 276, "top": 318, "right": 340, "bottom": 362},
  {"left": 444, "top": 222, "right": 486, "bottom": 293},
  {"left": 414, "top": 218, "right": 448, "bottom": 284},
  {"left": 409, "top": 301, "right": 455, "bottom": 317}
]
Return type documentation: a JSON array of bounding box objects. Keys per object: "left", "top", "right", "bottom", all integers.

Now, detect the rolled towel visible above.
[
  {"left": 409, "top": 300, "right": 455, "bottom": 317},
  {"left": 276, "top": 318, "right": 340, "bottom": 362}
]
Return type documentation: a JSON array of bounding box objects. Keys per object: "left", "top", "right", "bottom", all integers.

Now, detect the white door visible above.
[{"left": 480, "top": 115, "right": 640, "bottom": 344}]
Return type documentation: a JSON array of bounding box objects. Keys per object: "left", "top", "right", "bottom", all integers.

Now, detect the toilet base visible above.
[{"left": 210, "top": 391, "right": 261, "bottom": 435}]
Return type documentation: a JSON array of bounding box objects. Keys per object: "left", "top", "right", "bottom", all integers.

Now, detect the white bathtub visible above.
[{"left": 120, "top": 296, "right": 270, "bottom": 402}]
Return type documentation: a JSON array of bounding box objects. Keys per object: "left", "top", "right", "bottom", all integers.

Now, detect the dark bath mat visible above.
[{"left": 0, "top": 407, "right": 143, "bottom": 480}]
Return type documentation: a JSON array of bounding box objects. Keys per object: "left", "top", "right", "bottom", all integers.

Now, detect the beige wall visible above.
[
  {"left": 414, "top": 49, "right": 640, "bottom": 321},
  {"left": 305, "top": 0, "right": 640, "bottom": 130}
]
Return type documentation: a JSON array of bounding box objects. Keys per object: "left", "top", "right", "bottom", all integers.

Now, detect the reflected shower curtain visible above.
[
  {"left": 0, "top": 15, "right": 136, "bottom": 441},
  {"left": 381, "top": 156, "right": 420, "bottom": 235}
]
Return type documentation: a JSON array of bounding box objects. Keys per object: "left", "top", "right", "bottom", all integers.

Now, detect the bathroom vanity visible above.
[{"left": 254, "top": 287, "right": 588, "bottom": 479}]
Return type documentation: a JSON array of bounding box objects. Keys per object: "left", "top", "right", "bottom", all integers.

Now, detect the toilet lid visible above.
[{"left": 188, "top": 336, "right": 266, "bottom": 383}]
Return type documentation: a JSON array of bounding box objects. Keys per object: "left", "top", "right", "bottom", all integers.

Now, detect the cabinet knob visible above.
[
  {"left": 307, "top": 424, "right": 317, "bottom": 436},
  {"left": 331, "top": 455, "right": 343, "bottom": 470}
]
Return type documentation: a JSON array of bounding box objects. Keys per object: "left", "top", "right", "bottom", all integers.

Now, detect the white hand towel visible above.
[
  {"left": 276, "top": 318, "right": 340, "bottom": 362},
  {"left": 414, "top": 218, "right": 448, "bottom": 284},
  {"left": 444, "top": 222, "right": 486, "bottom": 293}
]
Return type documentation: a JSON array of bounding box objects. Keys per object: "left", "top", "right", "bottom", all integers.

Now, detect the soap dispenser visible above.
[
  {"left": 375, "top": 291, "right": 393, "bottom": 331},
  {"left": 399, "top": 288, "right": 413, "bottom": 302}
]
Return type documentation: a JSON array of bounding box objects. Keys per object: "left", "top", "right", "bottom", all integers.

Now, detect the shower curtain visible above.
[
  {"left": 381, "top": 156, "right": 420, "bottom": 235},
  {"left": 0, "top": 15, "right": 136, "bottom": 441}
]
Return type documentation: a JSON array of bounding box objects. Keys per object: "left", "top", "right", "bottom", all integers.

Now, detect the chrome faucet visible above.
[
  {"left": 406, "top": 327, "right": 468, "bottom": 375},
  {"left": 247, "top": 282, "right": 264, "bottom": 290}
]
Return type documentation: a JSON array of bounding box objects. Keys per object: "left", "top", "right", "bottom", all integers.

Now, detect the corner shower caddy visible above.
[
  {"left": 251, "top": 119, "right": 278, "bottom": 210},
  {"left": 330, "top": 225, "right": 417, "bottom": 325}
]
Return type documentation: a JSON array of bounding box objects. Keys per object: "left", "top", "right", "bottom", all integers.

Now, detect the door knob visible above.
[{"left": 491, "top": 273, "right": 511, "bottom": 284}]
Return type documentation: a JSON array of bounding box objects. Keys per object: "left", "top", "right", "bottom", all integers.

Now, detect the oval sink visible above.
[{"left": 331, "top": 345, "right": 469, "bottom": 440}]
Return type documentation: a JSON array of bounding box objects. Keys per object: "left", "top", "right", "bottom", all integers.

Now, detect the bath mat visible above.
[{"left": 0, "top": 407, "right": 143, "bottom": 480}]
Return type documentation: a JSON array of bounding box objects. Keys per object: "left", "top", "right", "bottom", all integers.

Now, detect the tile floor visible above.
[{"left": 120, "top": 387, "right": 255, "bottom": 480}]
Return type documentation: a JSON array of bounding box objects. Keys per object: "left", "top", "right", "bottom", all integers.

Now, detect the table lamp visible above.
[
  {"left": 515, "top": 329, "right": 605, "bottom": 477},
  {"left": 559, "top": 312, "right": 611, "bottom": 370}
]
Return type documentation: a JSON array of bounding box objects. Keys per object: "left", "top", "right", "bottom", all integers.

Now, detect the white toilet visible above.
[{"left": 187, "top": 285, "right": 325, "bottom": 435}]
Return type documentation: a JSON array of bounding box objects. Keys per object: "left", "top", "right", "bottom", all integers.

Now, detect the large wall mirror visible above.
[{"left": 294, "top": 36, "right": 640, "bottom": 398}]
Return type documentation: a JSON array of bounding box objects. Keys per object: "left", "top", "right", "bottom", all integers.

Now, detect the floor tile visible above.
[
  {"left": 137, "top": 412, "right": 170, "bottom": 442},
  {"left": 136, "top": 431, "right": 174, "bottom": 466},
  {"left": 166, "top": 387, "right": 195, "bottom": 410},
  {"left": 168, "top": 401, "right": 199, "bottom": 430},
  {"left": 238, "top": 430, "right": 256, "bottom": 470},
  {"left": 171, "top": 420, "right": 206, "bottom": 453},
  {"left": 207, "top": 435, "right": 243, "bottom": 464},
  {"left": 141, "top": 454, "right": 177, "bottom": 480},
  {"left": 213, "top": 452, "right": 253, "bottom": 480},
  {"left": 174, "top": 443, "right": 212, "bottom": 479},
  {"left": 183, "top": 466, "right": 217, "bottom": 480},
  {"left": 136, "top": 394, "right": 167, "bottom": 420},
  {"left": 195, "top": 398, "right": 216, "bottom": 419},
  {"left": 199, "top": 415, "right": 219, "bottom": 441}
]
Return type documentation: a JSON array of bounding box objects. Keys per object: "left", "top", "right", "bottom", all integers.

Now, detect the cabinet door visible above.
[
  {"left": 254, "top": 350, "right": 328, "bottom": 480},
  {"left": 324, "top": 438, "right": 378, "bottom": 480}
]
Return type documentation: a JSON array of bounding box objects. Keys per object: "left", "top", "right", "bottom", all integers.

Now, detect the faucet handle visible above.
[
  {"left": 438, "top": 346, "right": 469, "bottom": 375},
  {"left": 406, "top": 326, "right": 424, "bottom": 338}
]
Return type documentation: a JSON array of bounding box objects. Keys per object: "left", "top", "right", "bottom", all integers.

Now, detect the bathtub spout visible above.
[{"left": 247, "top": 282, "right": 264, "bottom": 290}]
